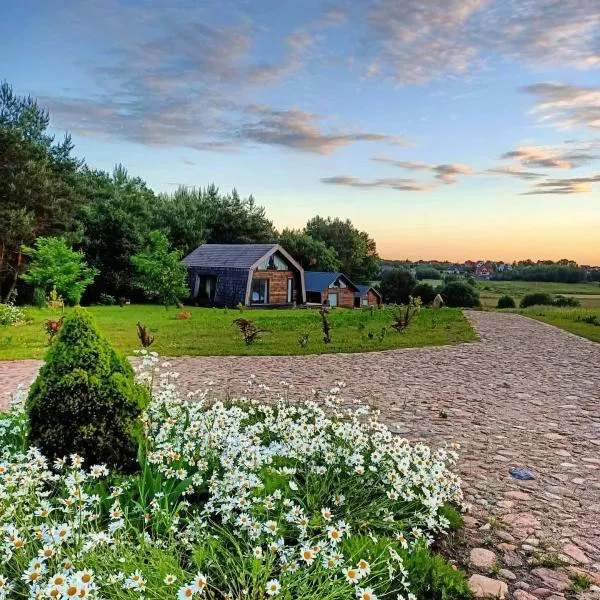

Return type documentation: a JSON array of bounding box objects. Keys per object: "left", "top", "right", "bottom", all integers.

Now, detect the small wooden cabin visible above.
[
  {"left": 181, "top": 244, "right": 305, "bottom": 307},
  {"left": 354, "top": 285, "right": 382, "bottom": 307},
  {"left": 304, "top": 272, "right": 359, "bottom": 308}
]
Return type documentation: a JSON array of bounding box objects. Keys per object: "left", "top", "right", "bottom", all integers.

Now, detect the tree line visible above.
[{"left": 0, "top": 82, "right": 380, "bottom": 305}]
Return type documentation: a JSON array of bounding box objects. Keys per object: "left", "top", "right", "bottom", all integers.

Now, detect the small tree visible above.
[
  {"left": 26, "top": 308, "right": 150, "bottom": 473},
  {"left": 131, "top": 231, "right": 189, "bottom": 308},
  {"left": 21, "top": 237, "right": 98, "bottom": 305},
  {"left": 379, "top": 268, "right": 416, "bottom": 304}
]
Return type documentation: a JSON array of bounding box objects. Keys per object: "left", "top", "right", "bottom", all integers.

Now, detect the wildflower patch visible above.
[{"left": 0, "top": 355, "right": 469, "bottom": 599}]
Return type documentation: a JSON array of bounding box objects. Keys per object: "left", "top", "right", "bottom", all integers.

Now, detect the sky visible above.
[{"left": 2, "top": 0, "right": 599, "bottom": 264}]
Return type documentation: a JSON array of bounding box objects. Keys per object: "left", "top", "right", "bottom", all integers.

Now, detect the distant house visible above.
[
  {"left": 445, "top": 264, "right": 462, "bottom": 275},
  {"left": 475, "top": 265, "right": 491, "bottom": 279},
  {"left": 181, "top": 244, "right": 305, "bottom": 307},
  {"left": 354, "top": 285, "right": 382, "bottom": 308},
  {"left": 304, "top": 272, "right": 359, "bottom": 308}
]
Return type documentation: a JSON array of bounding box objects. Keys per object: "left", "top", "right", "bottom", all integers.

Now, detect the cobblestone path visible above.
[{"left": 1, "top": 312, "right": 599, "bottom": 596}]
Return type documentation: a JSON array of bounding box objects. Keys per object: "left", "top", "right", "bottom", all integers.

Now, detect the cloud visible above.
[
  {"left": 238, "top": 105, "right": 405, "bottom": 154},
  {"left": 34, "top": 0, "right": 401, "bottom": 155},
  {"left": 372, "top": 157, "right": 472, "bottom": 183},
  {"left": 485, "top": 166, "right": 544, "bottom": 180},
  {"left": 499, "top": 143, "right": 599, "bottom": 169},
  {"left": 36, "top": 9, "right": 403, "bottom": 155},
  {"left": 522, "top": 174, "right": 600, "bottom": 194},
  {"left": 521, "top": 83, "right": 600, "bottom": 130},
  {"left": 362, "top": 0, "right": 600, "bottom": 83},
  {"left": 321, "top": 175, "right": 436, "bottom": 191}
]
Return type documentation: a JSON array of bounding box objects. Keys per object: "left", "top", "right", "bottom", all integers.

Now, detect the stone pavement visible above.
[{"left": 1, "top": 311, "right": 599, "bottom": 597}]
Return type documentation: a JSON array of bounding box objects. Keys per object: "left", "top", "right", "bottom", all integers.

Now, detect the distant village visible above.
[{"left": 381, "top": 259, "right": 600, "bottom": 281}]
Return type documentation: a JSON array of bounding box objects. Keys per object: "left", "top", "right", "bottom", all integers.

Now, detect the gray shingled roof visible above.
[
  {"left": 304, "top": 271, "right": 358, "bottom": 292},
  {"left": 181, "top": 244, "right": 279, "bottom": 269},
  {"left": 355, "top": 284, "right": 382, "bottom": 299}
]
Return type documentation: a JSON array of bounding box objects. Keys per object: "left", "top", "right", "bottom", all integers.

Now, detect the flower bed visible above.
[{"left": 0, "top": 357, "right": 468, "bottom": 599}]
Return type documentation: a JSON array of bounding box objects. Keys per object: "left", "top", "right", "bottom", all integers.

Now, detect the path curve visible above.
[{"left": 1, "top": 312, "right": 599, "bottom": 580}]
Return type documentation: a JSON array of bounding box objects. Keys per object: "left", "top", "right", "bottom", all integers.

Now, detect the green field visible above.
[
  {"left": 0, "top": 305, "right": 476, "bottom": 360},
  {"left": 519, "top": 307, "right": 600, "bottom": 343},
  {"left": 474, "top": 280, "right": 600, "bottom": 308}
]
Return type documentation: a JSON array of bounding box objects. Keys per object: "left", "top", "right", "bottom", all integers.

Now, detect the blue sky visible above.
[{"left": 2, "top": 0, "right": 599, "bottom": 263}]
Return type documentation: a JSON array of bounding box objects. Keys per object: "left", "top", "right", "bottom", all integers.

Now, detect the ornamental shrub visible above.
[
  {"left": 26, "top": 307, "right": 150, "bottom": 473},
  {"left": 496, "top": 294, "right": 516, "bottom": 309},
  {"left": 519, "top": 292, "right": 553, "bottom": 308},
  {"left": 439, "top": 281, "right": 480, "bottom": 308}
]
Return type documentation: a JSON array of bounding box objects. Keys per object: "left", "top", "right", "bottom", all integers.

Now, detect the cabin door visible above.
[{"left": 327, "top": 292, "right": 338, "bottom": 307}]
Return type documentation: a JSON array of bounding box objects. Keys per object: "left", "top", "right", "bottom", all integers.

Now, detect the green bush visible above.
[
  {"left": 440, "top": 281, "right": 480, "bottom": 308},
  {"left": 520, "top": 292, "right": 553, "bottom": 308},
  {"left": 552, "top": 295, "right": 580, "bottom": 307},
  {"left": 412, "top": 282, "right": 438, "bottom": 305},
  {"left": 26, "top": 307, "right": 150, "bottom": 473},
  {"left": 98, "top": 292, "right": 117, "bottom": 305},
  {"left": 496, "top": 295, "right": 516, "bottom": 309}
]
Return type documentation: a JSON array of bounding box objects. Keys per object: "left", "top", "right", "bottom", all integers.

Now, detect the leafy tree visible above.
[
  {"left": 78, "top": 165, "right": 159, "bottom": 302},
  {"left": 440, "top": 281, "right": 480, "bottom": 308},
  {"left": 279, "top": 228, "right": 341, "bottom": 271},
  {"left": 21, "top": 237, "right": 98, "bottom": 305},
  {"left": 305, "top": 216, "right": 380, "bottom": 281},
  {"left": 156, "top": 185, "right": 277, "bottom": 253},
  {"left": 380, "top": 268, "right": 416, "bottom": 304},
  {"left": 131, "top": 231, "right": 189, "bottom": 308},
  {"left": 0, "top": 81, "right": 83, "bottom": 302},
  {"left": 26, "top": 308, "right": 149, "bottom": 473},
  {"left": 412, "top": 282, "right": 438, "bottom": 305}
]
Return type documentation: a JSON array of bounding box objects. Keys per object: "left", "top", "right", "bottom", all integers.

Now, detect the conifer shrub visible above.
[
  {"left": 26, "top": 307, "right": 149, "bottom": 473},
  {"left": 496, "top": 294, "right": 516, "bottom": 309}
]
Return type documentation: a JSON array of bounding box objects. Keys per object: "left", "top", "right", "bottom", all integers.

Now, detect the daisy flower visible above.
[{"left": 265, "top": 579, "right": 281, "bottom": 596}]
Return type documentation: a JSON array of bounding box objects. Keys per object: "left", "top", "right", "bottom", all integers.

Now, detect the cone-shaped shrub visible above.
[{"left": 26, "top": 307, "right": 150, "bottom": 473}]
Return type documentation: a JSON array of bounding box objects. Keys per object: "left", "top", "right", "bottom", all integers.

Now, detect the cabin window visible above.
[
  {"left": 193, "top": 275, "right": 217, "bottom": 303},
  {"left": 257, "top": 253, "right": 289, "bottom": 271},
  {"left": 286, "top": 278, "right": 295, "bottom": 303},
  {"left": 251, "top": 278, "right": 269, "bottom": 304},
  {"left": 332, "top": 277, "right": 347, "bottom": 288}
]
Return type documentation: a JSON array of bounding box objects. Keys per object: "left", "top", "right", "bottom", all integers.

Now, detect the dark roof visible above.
[
  {"left": 355, "top": 284, "right": 382, "bottom": 299},
  {"left": 182, "top": 244, "right": 280, "bottom": 269},
  {"left": 304, "top": 271, "right": 359, "bottom": 292}
]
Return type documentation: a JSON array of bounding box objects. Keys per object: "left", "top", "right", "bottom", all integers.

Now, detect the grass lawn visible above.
[
  {"left": 0, "top": 305, "right": 477, "bottom": 360},
  {"left": 474, "top": 280, "right": 600, "bottom": 308},
  {"left": 519, "top": 307, "right": 600, "bottom": 343}
]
